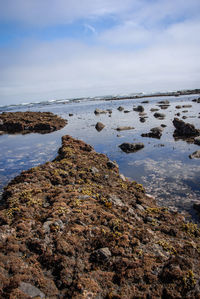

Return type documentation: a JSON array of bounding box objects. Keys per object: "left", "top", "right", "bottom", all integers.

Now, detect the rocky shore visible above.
[
  {"left": 0, "top": 112, "right": 67, "bottom": 134},
  {"left": 0, "top": 135, "right": 200, "bottom": 298}
]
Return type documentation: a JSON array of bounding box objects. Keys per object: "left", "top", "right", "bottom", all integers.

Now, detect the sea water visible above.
[{"left": 0, "top": 94, "right": 200, "bottom": 220}]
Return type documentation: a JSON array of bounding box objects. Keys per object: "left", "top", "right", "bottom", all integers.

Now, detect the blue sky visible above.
[{"left": 0, "top": 0, "right": 200, "bottom": 105}]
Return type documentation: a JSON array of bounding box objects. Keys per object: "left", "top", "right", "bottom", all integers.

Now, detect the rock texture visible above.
[
  {"left": 0, "top": 135, "right": 200, "bottom": 298},
  {"left": 0, "top": 112, "right": 67, "bottom": 134},
  {"left": 141, "top": 127, "right": 163, "bottom": 139},
  {"left": 95, "top": 122, "right": 105, "bottom": 132},
  {"left": 173, "top": 118, "right": 200, "bottom": 139}
]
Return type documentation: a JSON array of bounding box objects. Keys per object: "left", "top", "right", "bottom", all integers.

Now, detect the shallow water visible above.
[{"left": 0, "top": 95, "right": 200, "bottom": 220}]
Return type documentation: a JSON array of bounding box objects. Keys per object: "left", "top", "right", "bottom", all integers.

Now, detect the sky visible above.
[{"left": 0, "top": 0, "right": 200, "bottom": 105}]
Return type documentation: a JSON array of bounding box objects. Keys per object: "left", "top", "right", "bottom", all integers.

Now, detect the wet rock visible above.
[
  {"left": 141, "top": 127, "right": 163, "bottom": 139},
  {"left": 182, "top": 116, "right": 187, "bottom": 120},
  {"left": 124, "top": 110, "right": 131, "bottom": 113},
  {"left": 69, "top": 113, "right": 74, "bottom": 117},
  {"left": 176, "top": 105, "right": 182, "bottom": 109},
  {"left": 192, "top": 98, "right": 200, "bottom": 103},
  {"left": 189, "top": 150, "right": 200, "bottom": 159},
  {"left": 173, "top": 118, "right": 200, "bottom": 137},
  {"left": 182, "top": 105, "right": 192, "bottom": 108},
  {"left": 107, "top": 160, "right": 118, "bottom": 169},
  {"left": 194, "top": 137, "right": 200, "bottom": 145},
  {"left": 19, "top": 282, "right": 45, "bottom": 298},
  {"left": 119, "top": 142, "right": 144, "bottom": 153},
  {"left": 95, "top": 122, "right": 105, "bottom": 132},
  {"left": 161, "top": 124, "right": 167, "bottom": 128},
  {"left": 141, "top": 100, "right": 149, "bottom": 103},
  {"left": 117, "top": 106, "right": 124, "bottom": 111},
  {"left": 154, "top": 112, "right": 166, "bottom": 119},
  {"left": 115, "top": 126, "right": 134, "bottom": 131},
  {"left": 140, "top": 117, "right": 146, "bottom": 123},
  {"left": 94, "top": 108, "right": 107, "bottom": 115},
  {"left": 133, "top": 105, "right": 144, "bottom": 112},
  {"left": 106, "top": 109, "right": 112, "bottom": 114}
]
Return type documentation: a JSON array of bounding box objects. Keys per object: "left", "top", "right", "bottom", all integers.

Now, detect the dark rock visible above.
[
  {"left": 193, "top": 203, "right": 200, "bottom": 213},
  {"left": 119, "top": 142, "right": 144, "bottom": 153},
  {"left": 140, "top": 117, "right": 146, "bottom": 123},
  {"left": 161, "top": 124, "right": 167, "bottom": 128},
  {"left": 107, "top": 109, "right": 112, "bottom": 114},
  {"left": 150, "top": 108, "right": 159, "bottom": 112},
  {"left": 154, "top": 112, "right": 166, "bottom": 119},
  {"left": 176, "top": 105, "right": 182, "bottom": 109},
  {"left": 107, "top": 160, "right": 118, "bottom": 169},
  {"left": 173, "top": 118, "right": 199, "bottom": 137},
  {"left": 124, "top": 110, "right": 131, "bottom": 113},
  {"left": 90, "top": 247, "right": 111, "bottom": 263},
  {"left": 133, "top": 105, "right": 144, "bottom": 112},
  {"left": 194, "top": 137, "right": 200, "bottom": 145},
  {"left": 141, "top": 100, "right": 149, "bottom": 103},
  {"left": 182, "top": 105, "right": 192, "bottom": 108},
  {"left": 117, "top": 106, "right": 124, "bottom": 111},
  {"left": 158, "top": 100, "right": 170, "bottom": 104},
  {"left": 115, "top": 126, "right": 134, "bottom": 131},
  {"left": 69, "top": 113, "right": 74, "bottom": 117},
  {"left": 95, "top": 122, "right": 105, "bottom": 132},
  {"left": 19, "top": 282, "right": 45, "bottom": 298},
  {"left": 182, "top": 116, "right": 187, "bottom": 119},
  {"left": 141, "top": 127, "right": 163, "bottom": 139},
  {"left": 192, "top": 98, "right": 200, "bottom": 103},
  {"left": 189, "top": 150, "right": 200, "bottom": 159}
]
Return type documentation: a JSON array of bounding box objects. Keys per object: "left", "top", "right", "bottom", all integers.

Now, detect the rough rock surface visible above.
[
  {"left": 119, "top": 142, "right": 144, "bottom": 153},
  {"left": 0, "top": 111, "right": 67, "bottom": 134},
  {"left": 0, "top": 135, "right": 200, "bottom": 298},
  {"left": 173, "top": 118, "right": 200, "bottom": 138}
]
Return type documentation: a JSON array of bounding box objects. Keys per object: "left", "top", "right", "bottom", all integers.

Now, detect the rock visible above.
[
  {"left": 107, "top": 160, "right": 118, "bottom": 169},
  {"left": 115, "top": 126, "right": 134, "bottom": 131},
  {"left": 95, "top": 122, "right": 105, "bottom": 132},
  {"left": 117, "top": 106, "right": 124, "bottom": 111},
  {"left": 193, "top": 203, "right": 200, "bottom": 213},
  {"left": 69, "top": 113, "right": 73, "bottom": 117},
  {"left": 192, "top": 98, "right": 200, "bottom": 103},
  {"left": 141, "top": 100, "right": 149, "bottom": 103},
  {"left": 141, "top": 127, "right": 163, "bottom": 139},
  {"left": 158, "top": 100, "right": 170, "bottom": 104},
  {"left": 140, "top": 117, "right": 146, "bottom": 123},
  {"left": 173, "top": 118, "right": 200, "bottom": 137},
  {"left": 176, "top": 105, "right": 182, "bottom": 109},
  {"left": 189, "top": 150, "right": 200, "bottom": 159},
  {"left": 194, "top": 137, "right": 200, "bottom": 145},
  {"left": 90, "top": 247, "right": 111, "bottom": 263},
  {"left": 19, "top": 282, "right": 45, "bottom": 298},
  {"left": 94, "top": 108, "right": 107, "bottom": 115},
  {"left": 161, "top": 124, "right": 167, "bottom": 128},
  {"left": 154, "top": 112, "right": 166, "bottom": 119},
  {"left": 124, "top": 110, "right": 131, "bottom": 113},
  {"left": 133, "top": 105, "right": 144, "bottom": 112},
  {"left": 0, "top": 112, "right": 67, "bottom": 134},
  {"left": 106, "top": 109, "right": 112, "bottom": 114},
  {"left": 182, "top": 105, "right": 192, "bottom": 108},
  {"left": 109, "top": 195, "right": 124, "bottom": 207},
  {"left": 182, "top": 116, "right": 187, "bottom": 119},
  {"left": 159, "top": 105, "right": 169, "bottom": 109},
  {"left": 0, "top": 131, "right": 4, "bottom": 135},
  {"left": 150, "top": 108, "right": 159, "bottom": 112},
  {"left": 119, "top": 142, "right": 144, "bottom": 153},
  {"left": 90, "top": 167, "right": 99, "bottom": 174}
]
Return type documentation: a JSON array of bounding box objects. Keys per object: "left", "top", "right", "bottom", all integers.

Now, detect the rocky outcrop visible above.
[
  {"left": 119, "top": 142, "right": 144, "bottom": 153},
  {"left": 0, "top": 135, "right": 200, "bottom": 298},
  {"left": 0, "top": 112, "right": 67, "bottom": 134},
  {"left": 173, "top": 118, "right": 200, "bottom": 138}
]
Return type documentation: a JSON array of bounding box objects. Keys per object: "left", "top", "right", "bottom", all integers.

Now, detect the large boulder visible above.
[{"left": 173, "top": 118, "right": 199, "bottom": 137}]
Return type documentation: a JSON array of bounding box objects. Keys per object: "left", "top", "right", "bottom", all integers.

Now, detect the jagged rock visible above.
[
  {"left": 95, "top": 122, "right": 105, "bottom": 132},
  {"left": 133, "top": 105, "right": 144, "bottom": 112},
  {"left": 115, "top": 126, "right": 134, "bottom": 131},
  {"left": 141, "top": 127, "right": 163, "bottom": 139},
  {"left": 189, "top": 150, "right": 200, "bottom": 159},
  {"left": 173, "top": 118, "right": 199, "bottom": 137},
  {"left": 119, "top": 142, "right": 144, "bottom": 153}
]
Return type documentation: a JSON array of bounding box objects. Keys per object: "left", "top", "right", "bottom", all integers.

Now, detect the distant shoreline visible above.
[{"left": 104, "top": 88, "right": 200, "bottom": 101}]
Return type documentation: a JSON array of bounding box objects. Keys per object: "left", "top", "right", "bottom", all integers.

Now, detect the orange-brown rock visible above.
[{"left": 0, "top": 135, "right": 200, "bottom": 298}]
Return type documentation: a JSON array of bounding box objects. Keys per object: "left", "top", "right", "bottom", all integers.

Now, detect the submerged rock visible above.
[
  {"left": 115, "top": 126, "right": 134, "bottom": 131},
  {"left": 0, "top": 111, "right": 67, "bottom": 134},
  {"left": 119, "top": 142, "right": 144, "bottom": 153}
]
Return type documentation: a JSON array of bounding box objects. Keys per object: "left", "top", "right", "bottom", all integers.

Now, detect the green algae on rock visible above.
[
  {"left": 0, "top": 135, "right": 200, "bottom": 298},
  {"left": 0, "top": 111, "right": 67, "bottom": 134}
]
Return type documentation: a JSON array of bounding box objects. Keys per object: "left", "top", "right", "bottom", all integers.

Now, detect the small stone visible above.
[
  {"left": 90, "top": 167, "right": 99, "bottom": 174},
  {"left": 119, "top": 142, "right": 144, "bottom": 153},
  {"left": 117, "top": 106, "right": 124, "bottom": 111},
  {"left": 91, "top": 247, "right": 111, "bottom": 263},
  {"left": 194, "top": 137, "right": 200, "bottom": 145},
  {"left": 107, "top": 160, "right": 118, "bottom": 169},
  {"left": 19, "top": 282, "right": 45, "bottom": 298},
  {"left": 133, "top": 105, "right": 144, "bottom": 112},
  {"left": 116, "top": 126, "right": 134, "bottom": 131},
  {"left": 95, "top": 122, "right": 105, "bottom": 132},
  {"left": 189, "top": 150, "right": 200, "bottom": 159},
  {"left": 94, "top": 108, "right": 107, "bottom": 115},
  {"left": 154, "top": 112, "right": 166, "bottom": 119}
]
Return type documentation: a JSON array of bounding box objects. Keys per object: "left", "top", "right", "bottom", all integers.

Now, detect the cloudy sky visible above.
[{"left": 0, "top": 0, "right": 200, "bottom": 105}]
